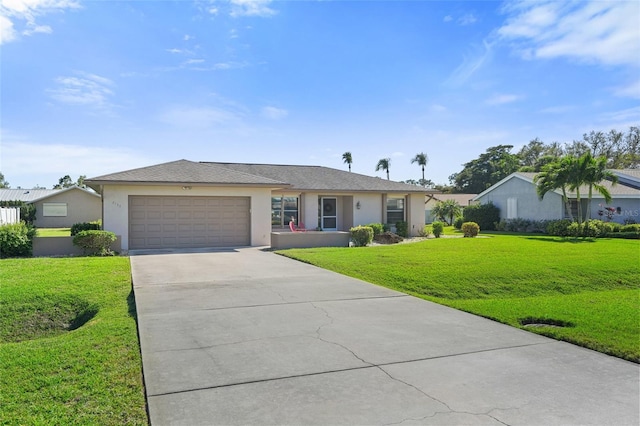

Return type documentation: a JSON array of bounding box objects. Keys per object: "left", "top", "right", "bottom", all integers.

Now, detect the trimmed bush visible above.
[
  {"left": 0, "top": 222, "right": 36, "bottom": 258},
  {"left": 461, "top": 222, "right": 480, "bottom": 237},
  {"left": 72, "top": 230, "right": 116, "bottom": 256},
  {"left": 350, "top": 226, "right": 373, "bottom": 247},
  {"left": 431, "top": 221, "right": 444, "bottom": 238},
  {"left": 395, "top": 221, "right": 408, "bottom": 237},
  {"left": 463, "top": 202, "right": 500, "bottom": 231},
  {"left": 453, "top": 217, "right": 464, "bottom": 230},
  {"left": 546, "top": 219, "right": 573, "bottom": 237},
  {"left": 364, "top": 223, "right": 385, "bottom": 237},
  {"left": 70, "top": 220, "right": 102, "bottom": 236},
  {"left": 621, "top": 224, "right": 640, "bottom": 233},
  {"left": 0, "top": 201, "right": 36, "bottom": 225}
]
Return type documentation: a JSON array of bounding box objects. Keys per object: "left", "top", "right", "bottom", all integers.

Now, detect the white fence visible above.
[{"left": 0, "top": 207, "right": 20, "bottom": 225}]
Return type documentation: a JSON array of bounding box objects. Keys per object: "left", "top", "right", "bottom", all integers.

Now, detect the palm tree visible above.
[
  {"left": 342, "top": 152, "right": 353, "bottom": 172},
  {"left": 411, "top": 152, "right": 429, "bottom": 185},
  {"left": 376, "top": 158, "right": 391, "bottom": 180},
  {"left": 582, "top": 153, "right": 618, "bottom": 221},
  {"left": 534, "top": 158, "right": 575, "bottom": 222},
  {"left": 431, "top": 199, "right": 461, "bottom": 225}
]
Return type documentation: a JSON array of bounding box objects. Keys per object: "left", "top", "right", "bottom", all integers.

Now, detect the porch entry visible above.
[{"left": 321, "top": 197, "right": 337, "bottom": 230}]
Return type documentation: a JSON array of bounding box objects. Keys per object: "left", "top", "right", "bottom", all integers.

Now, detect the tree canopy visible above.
[
  {"left": 0, "top": 172, "right": 9, "bottom": 189},
  {"left": 53, "top": 175, "right": 86, "bottom": 189}
]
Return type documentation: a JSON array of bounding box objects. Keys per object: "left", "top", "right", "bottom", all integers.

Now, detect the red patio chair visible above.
[{"left": 289, "top": 220, "right": 307, "bottom": 232}]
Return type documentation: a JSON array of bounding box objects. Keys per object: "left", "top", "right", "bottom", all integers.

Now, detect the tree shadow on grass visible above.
[
  {"left": 127, "top": 289, "right": 138, "bottom": 324},
  {"left": 525, "top": 236, "right": 596, "bottom": 244}
]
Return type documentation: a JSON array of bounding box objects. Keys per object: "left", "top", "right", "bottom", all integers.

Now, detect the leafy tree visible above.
[
  {"left": 431, "top": 199, "right": 462, "bottom": 225},
  {"left": 77, "top": 175, "right": 86, "bottom": 188},
  {"left": 342, "top": 152, "right": 353, "bottom": 172},
  {"left": 53, "top": 175, "right": 86, "bottom": 189},
  {"left": 0, "top": 172, "right": 9, "bottom": 188},
  {"left": 403, "top": 179, "right": 418, "bottom": 185},
  {"left": 376, "top": 158, "right": 391, "bottom": 180},
  {"left": 581, "top": 153, "right": 618, "bottom": 221},
  {"left": 534, "top": 157, "right": 576, "bottom": 222},
  {"left": 411, "top": 152, "right": 429, "bottom": 185},
  {"left": 419, "top": 178, "right": 434, "bottom": 188},
  {"left": 450, "top": 145, "right": 520, "bottom": 193}
]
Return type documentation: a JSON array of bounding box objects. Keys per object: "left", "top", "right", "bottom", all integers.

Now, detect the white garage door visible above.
[{"left": 129, "top": 196, "right": 250, "bottom": 249}]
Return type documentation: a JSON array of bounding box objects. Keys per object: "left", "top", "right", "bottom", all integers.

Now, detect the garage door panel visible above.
[{"left": 129, "top": 196, "right": 250, "bottom": 249}]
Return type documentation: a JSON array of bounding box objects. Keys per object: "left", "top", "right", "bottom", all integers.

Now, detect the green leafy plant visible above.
[
  {"left": 364, "top": 223, "right": 385, "bottom": 237},
  {"left": 431, "top": 221, "right": 444, "bottom": 238},
  {"left": 453, "top": 217, "right": 464, "bottom": 230},
  {"left": 395, "top": 221, "right": 408, "bottom": 237},
  {"left": 0, "top": 222, "right": 36, "bottom": 258},
  {"left": 417, "top": 225, "right": 431, "bottom": 237},
  {"left": 461, "top": 222, "right": 480, "bottom": 237},
  {"left": 70, "top": 220, "right": 102, "bottom": 236},
  {"left": 349, "top": 226, "right": 374, "bottom": 247},
  {"left": 463, "top": 202, "right": 500, "bottom": 231},
  {"left": 72, "top": 230, "right": 116, "bottom": 256}
]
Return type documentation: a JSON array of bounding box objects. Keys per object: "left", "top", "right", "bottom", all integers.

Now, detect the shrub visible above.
[
  {"left": 72, "top": 230, "right": 116, "bottom": 256},
  {"left": 0, "top": 201, "right": 36, "bottom": 225},
  {"left": 350, "top": 226, "right": 373, "bottom": 247},
  {"left": 364, "top": 223, "right": 385, "bottom": 237},
  {"left": 431, "top": 221, "right": 444, "bottom": 238},
  {"left": 70, "top": 220, "right": 102, "bottom": 236},
  {"left": 546, "top": 219, "right": 573, "bottom": 237},
  {"left": 395, "top": 221, "right": 408, "bottom": 237},
  {"left": 417, "top": 225, "right": 431, "bottom": 238},
  {"left": 0, "top": 222, "right": 36, "bottom": 258},
  {"left": 463, "top": 202, "right": 500, "bottom": 231},
  {"left": 453, "top": 217, "right": 464, "bottom": 230},
  {"left": 587, "top": 220, "right": 615, "bottom": 236},
  {"left": 496, "top": 218, "right": 549, "bottom": 233},
  {"left": 461, "top": 222, "right": 480, "bottom": 237},
  {"left": 621, "top": 224, "right": 640, "bottom": 233}
]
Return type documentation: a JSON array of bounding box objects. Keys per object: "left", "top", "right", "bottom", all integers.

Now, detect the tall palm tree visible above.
[
  {"left": 411, "top": 152, "right": 429, "bottom": 185},
  {"left": 534, "top": 158, "right": 575, "bottom": 222},
  {"left": 342, "top": 152, "right": 353, "bottom": 172},
  {"left": 376, "top": 158, "right": 391, "bottom": 180},
  {"left": 582, "top": 153, "right": 618, "bottom": 221}
]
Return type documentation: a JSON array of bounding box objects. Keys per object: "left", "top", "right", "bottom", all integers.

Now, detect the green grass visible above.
[
  {"left": 36, "top": 227, "right": 71, "bottom": 237},
  {"left": 279, "top": 235, "right": 640, "bottom": 362},
  {"left": 0, "top": 257, "right": 148, "bottom": 425}
]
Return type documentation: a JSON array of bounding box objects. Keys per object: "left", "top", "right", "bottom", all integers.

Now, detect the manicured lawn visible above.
[
  {"left": 36, "top": 227, "right": 71, "bottom": 237},
  {"left": 0, "top": 257, "right": 148, "bottom": 425},
  {"left": 279, "top": 235, "right": 640, "bottom": 362}
]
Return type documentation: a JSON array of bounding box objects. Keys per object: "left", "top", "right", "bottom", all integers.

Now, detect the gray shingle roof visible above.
[
  {"left": 206, "top": 162, "right": 428, "bottom": 193},
  {"left": 0, "top": 189, "right": 59, "bottom": 202},
  {"left": 86, "top": 160, "right": 289, "bottom": 187}
]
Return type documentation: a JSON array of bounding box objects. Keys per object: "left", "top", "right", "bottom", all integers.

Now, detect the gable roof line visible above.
[
  {"left": 472, "top": 172, "right": 550, "bottom": 201},
  {"left": 29, "top": 185, "right": 100, "bottom": 203}
]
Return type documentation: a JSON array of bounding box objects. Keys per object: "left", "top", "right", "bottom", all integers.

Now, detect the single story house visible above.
[
  {"left": 425, "top": 193, "right": 477, "bottom": 223},
  {"left": 473, "top": 170, "right": 640, "bottom": 224},
  {"left": 85, "top": 159, "right": 428, "bottom": 251},
  {"left": 0, "top": 186, "right": 101, "bottom": 227}
]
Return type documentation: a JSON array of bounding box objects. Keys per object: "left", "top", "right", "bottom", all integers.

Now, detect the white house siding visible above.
[
  {"left": 302, "top": 192, "right": 320, "bottom": 230},
  {"left": 476, "top": 177, "right": 564, "bottom": 221},
  {"left": 34, "top": 189, "right": 101, "bottom": 228},
  {"left": 101, "top": 185, "right": 272, "bottom": 250},
  {"left": 407, "top": 193, "right": 425, "bottom": 236}
]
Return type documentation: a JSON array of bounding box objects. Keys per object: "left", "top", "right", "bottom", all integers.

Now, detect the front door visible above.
[{"left": 321, "top": 197, "right": 337, "bottom": 230}]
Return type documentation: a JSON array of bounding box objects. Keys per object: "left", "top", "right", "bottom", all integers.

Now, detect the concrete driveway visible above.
[{"left": 131, "top": 247, "right": 639, "bottom": 425}]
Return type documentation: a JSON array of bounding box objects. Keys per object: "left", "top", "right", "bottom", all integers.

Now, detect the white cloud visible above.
[
  {"left": 447, "top": 39, "right": 495, "bottom": 86},
  {"left": 1, "top": 139, "right": 156, "bottom": 189},
  {"left": 458, "top": 13, "right": 477, "bottom": 26},
  {"left": 0, "top": 0, "right": 80, "bottom": 44},
  {"left": 158, "top": 106, "right": 240, "bottom": 128},
  {"left": 261, "top": 106, "right": 288, "bottom": 120},
  {"left": 47, "top": 72, "right": 115, "bottom": 108},
  {"left": 538, "top": 105, "right": 575, "bottom": 114},
  {"left": 230, "top": 0, "right": 276, "bottom": 18},
  {"left": 485, "top": 94, "right": 523, "bottom": 105},
  {"left": 443, "top": 15, "right": 452, "bottom": 23},
  {"left": 498, "top": 1, "right": 640, "bottom": 67},
  {"left": 429, "top": 104, "right": 447, "bottom": 113},
  {"left": 613, "top": 79, "right": 640, "bottom": 100}
]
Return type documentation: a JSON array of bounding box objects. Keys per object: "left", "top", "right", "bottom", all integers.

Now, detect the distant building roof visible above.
[
  {"left": 0, "top": 189, "right": 58, "bottom": 202},
  {"left": 425, "top": 193, "right": 477, "bottom": 207}
]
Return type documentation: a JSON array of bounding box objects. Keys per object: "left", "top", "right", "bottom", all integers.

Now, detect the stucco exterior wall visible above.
[
  {"left": 407, "top": 193, "right": 425, "bottom": 236},
  {"left": 352, "top": 193, "right": 383, "bottom": 226},
  {"left": 477, "top": 177, "right": 564, "bottom": 221},
  {"left": 34, "top": 189, "right": 101, "bottom": 228},
  {"left": 101, "top": 185, "right": 273, "bottom": 250},
  {"left": 588, "top": 197, "right": 640, "bottom": 224}
]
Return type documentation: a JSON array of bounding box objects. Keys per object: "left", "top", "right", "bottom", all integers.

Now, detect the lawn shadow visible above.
[
  {"left": 525, "top": 236, "right": 596, "bottom": 244},
  {"left": 127, "top": 289, "right": 138, "bottom": 323}
]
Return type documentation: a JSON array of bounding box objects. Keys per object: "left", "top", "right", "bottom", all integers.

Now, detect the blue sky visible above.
[{"left": 2, "top": 0, "right": 639, "bottom": 189}]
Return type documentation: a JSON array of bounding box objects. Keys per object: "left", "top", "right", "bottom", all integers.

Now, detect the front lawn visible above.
[
  {"left": 279, "top": 235, "right": 640, "bottom": 362},
  {"left": 36, "top": 227, "right": 71, "bottom": 237},
  {"left": 0, "top": 257, "right": 148, "bottom": 424}
]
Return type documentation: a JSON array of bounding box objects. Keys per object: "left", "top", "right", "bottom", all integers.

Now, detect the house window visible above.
[
  {"left": 386, "top": 197, "right": 405, "bottom": 224},
  {"left": 271, "top": 196, "right": 298, "bottom": 227},
  {"left": 43, "top": 203, "right": 68, "bottom": 217}
]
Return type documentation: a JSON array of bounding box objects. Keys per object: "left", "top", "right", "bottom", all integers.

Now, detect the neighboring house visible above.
[
  {"left": 424, "top": 193, "right": 477, "bottom": 223},
  {"left": 473, "top": 170, "right": 640, "bottom": 224},
  {"left": 0, "top": 187, "right": 102, "bottom": 227},
  {"left": 85, "top": 159, "right": 428, "bottom": 251}
]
